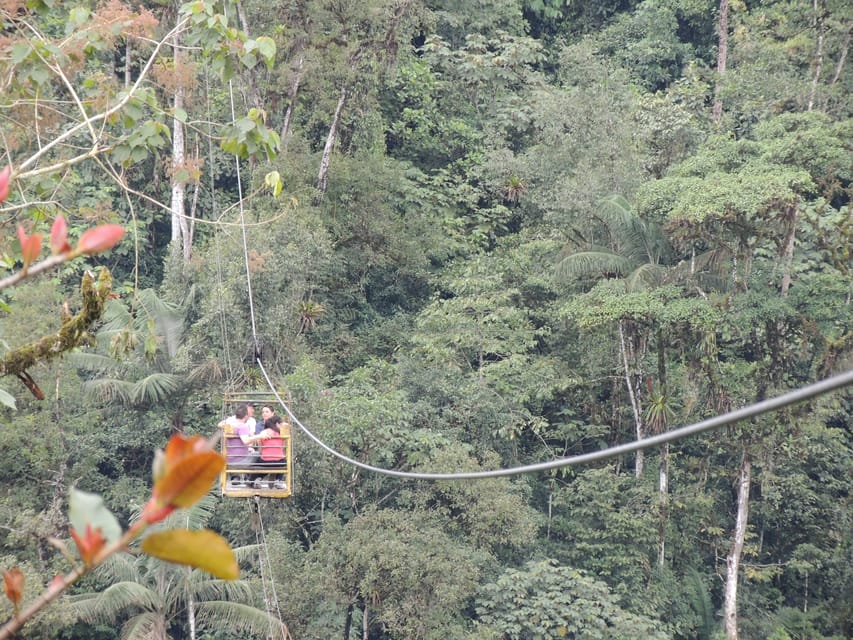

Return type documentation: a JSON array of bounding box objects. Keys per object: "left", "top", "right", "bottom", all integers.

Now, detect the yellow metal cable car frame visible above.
[{"left": 220, "top": 391, "right": 293, "bottom": 499}]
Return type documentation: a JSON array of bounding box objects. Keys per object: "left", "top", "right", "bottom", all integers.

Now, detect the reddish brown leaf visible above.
[
  {"left": 17, "top": 227, "right": 42, "bottom": 268},
  {"left": 153, "top": 451, "right": 224, "bottom": 509},
  {"left": 76, "top": 224, "right": 124, "bottom": 255},
  {"left": 3, "top": 566, "right": 24, "bottom": 609},
  {"left": 69, "top": 524, "right": 107, "bottom": 565}
]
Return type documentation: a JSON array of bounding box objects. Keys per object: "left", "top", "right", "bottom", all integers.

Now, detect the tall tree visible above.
[{"left": 712, "top": 0, "right": 730, "bottom": 123}]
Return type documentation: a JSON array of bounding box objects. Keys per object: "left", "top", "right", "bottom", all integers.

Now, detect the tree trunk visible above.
[
  {"left": 829, "top": 25, "right": 850, "bottom": 91},
  {"left": 808, "top": 0, "right": 827, "bottom": 111},
  {"left": 316, "top": 86, "right": 347, "bottom": 198},
  {"left": 281, "top": 54, "right": 304, "bottom": 152},
  {"left": 170, "top": 27, "right": 190, "bottom": 262},
  {"left": 780, "top": 203, "right": 799, "bottom": 297},
  {"left": 619, "top": 320, "right": 644, "bottom": 477},
  {"left": 343, "top": 601, "right": 353, "bottom": 640},
  {"left": 712, "top": 0, "right": 730, "bottom": 124},
  {"left": 124, "top": 39, "right": 131, "bottom": 88},
  {"left": 724, "top": 452, "right": 752, "bottom": 640},
  {"left": 362, "top": 606, "right": 369, "bottom": 640},
  {"left": 187, "top": 582, "right": 196, "bottom": 640}
]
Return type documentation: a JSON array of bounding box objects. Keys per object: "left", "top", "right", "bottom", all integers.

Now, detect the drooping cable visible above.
[
  {"left": 217, "top": 6, "right": 853, "bottom": 482},
  {"left": 257, "top": 358, "right": 853, "bottom": 480}
]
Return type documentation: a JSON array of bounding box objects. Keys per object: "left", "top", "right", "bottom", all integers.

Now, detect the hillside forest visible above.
[{"left": 0, "top": 0, "right": 851, "bottom": 639}]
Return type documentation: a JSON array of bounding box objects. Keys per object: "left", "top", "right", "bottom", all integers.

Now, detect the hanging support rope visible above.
[
  {"left": 226, "top": 75, "right": 261, "bottom": 361},
  {"left": 252, "top": 497, "right": 289, "bottom": 640}
]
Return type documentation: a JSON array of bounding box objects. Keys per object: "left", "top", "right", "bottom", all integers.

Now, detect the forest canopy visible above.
[{"left": 0, "top": 1, "right": 851, "bottom": 639}]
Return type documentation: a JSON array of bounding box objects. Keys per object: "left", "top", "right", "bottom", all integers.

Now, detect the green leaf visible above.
[
  {"left": 254, "top": 36, "right": 276, "bottom": 63},
  {"left": 141, "top": 529, "right": 239, "bottom": 579},
  {"left": 174, "top": 107, "right": 188, "bottom": 123},
  {"left": 69, "top": 487, "right": 122, "bottom": 543},
  {"left": 264, "top": 171, "right": 282, "bottom": 197},
  {"left": 0, "top": 387, "right": 16, "bottom": 409},
  {"left": 11, "top": 43, "right": 32, "bottom": 64},
  {"left": 68, "top": 6, "right": 90, "bottom": 27}
]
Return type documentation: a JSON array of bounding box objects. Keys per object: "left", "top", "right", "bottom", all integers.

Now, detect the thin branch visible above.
[{"left": 15, "top": 15, "right": 192, "bottom": 179}]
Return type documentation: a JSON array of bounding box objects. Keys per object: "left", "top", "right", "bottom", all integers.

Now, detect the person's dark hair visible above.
[
  {"left": 265, "top": 415, "right": 283, "bottom": 433},
  {"left": 262, "top": 404, "right": 275, "bottom": 413},
  {"left": 235, "top": 404, "right": 248, "bottom": 420}
]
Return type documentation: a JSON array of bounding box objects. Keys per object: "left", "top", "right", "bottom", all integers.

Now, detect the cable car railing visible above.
[{"left": 220, "top": 391, "right": 293, "bottom": 499}]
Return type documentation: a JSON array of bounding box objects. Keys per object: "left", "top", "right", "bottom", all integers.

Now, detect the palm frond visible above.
[
  {"left": 82, "top": 377, "right": 135, "bottom": 404},
  {"left": 119, "top": 611, "right": 167, "bottom": 640},
  {"left": 156, "top": 494, "right": 218, "bottom": 530},
  {"left": 597, "top": 194, "right": 634, "bottom": 228},
  {"left": 196, "top": 601, "right": 289, "bottom": 639},
  {"left": 191, "top": 578, "right": 255, "bottom": 603},
  {"left": 73, "top": 581, "right": 161, "bottom": 623},
  {"left": 135, "top": 289, "right": 186, "bottom": 358},
  {"left": 65, "top": 351, "right": 120, "bottom": 372},
  {"left": 233, "top": 543, "right": 264, "bottom": 566},
  {"left": 185, "top": 357, "right": 225, "bottom": 386},
  {"left": 670, "top": 247, "right": 733, "bottom": 292},
  {"left": 626, "top": 263, "right": 665, "bottom": 292},
  {"left": 555, "top": 250, "right": 634, "bottom": 282},
  {"left": 94, "top": 551, "right": 142, "bottom": 584},
  {"left": 100, "top": 298, "right": 134, "bottom": 333},
  {"left": 130, "top": 373, "right": 183, "bottom": 404}
]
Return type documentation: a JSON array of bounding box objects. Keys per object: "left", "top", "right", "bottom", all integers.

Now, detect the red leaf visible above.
[
  {"left": 76, "top": 225, "right": 124, "bottom": 255},
  {"left": 0, "top": 166, "right": 11, "bottom": 203},
  {"left": 50, "top": 215, "right": 71, "bottom": 254}
]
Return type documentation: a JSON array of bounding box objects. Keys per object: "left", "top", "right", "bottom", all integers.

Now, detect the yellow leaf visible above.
[
  {"left": 154, "top": 451, "right": 224, "bottom": 508},
  {"left": 141, "top": 529, "right": 239, "bottom": 580}
]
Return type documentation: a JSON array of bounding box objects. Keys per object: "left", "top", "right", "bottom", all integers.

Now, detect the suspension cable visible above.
[
  {"left": 225, "top": 78, "right": 260, "bottom": 358},
  {"left": 207, "top": 69, "right": 234, "bottom": 383},
  {"left": 257, "top": 358, "right": 853, "bottom": 480}
]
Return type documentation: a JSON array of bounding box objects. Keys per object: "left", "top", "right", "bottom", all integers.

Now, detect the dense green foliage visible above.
[{"left": 1, "top": 0, "right": 851, "bottom": 639}]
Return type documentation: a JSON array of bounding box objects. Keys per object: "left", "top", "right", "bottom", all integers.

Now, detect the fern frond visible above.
[{"left": 685, "top": 568, "right": 714, "bottom": 640}]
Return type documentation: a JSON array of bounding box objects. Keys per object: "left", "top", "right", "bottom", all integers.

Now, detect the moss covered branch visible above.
[{"left": 0, "top": 269, "right": 112, "bottom": 395}]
